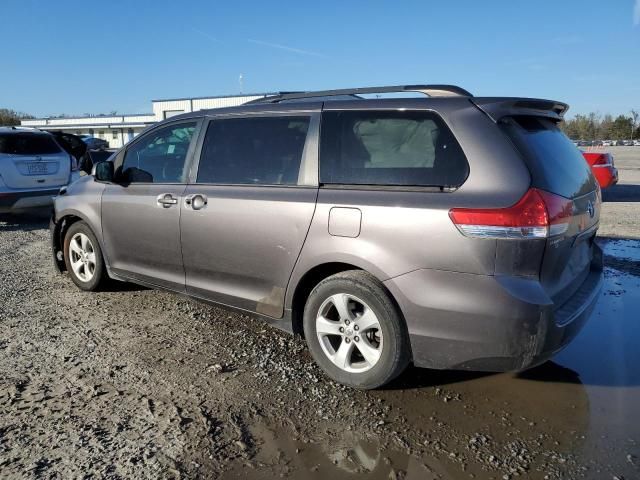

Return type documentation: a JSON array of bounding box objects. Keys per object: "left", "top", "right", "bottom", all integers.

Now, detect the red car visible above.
[{"left": 582, "top": 151, "right": 618, "bottom": 189}]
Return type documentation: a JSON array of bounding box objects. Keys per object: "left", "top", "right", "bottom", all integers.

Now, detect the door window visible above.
[
  {"left": 120, "top": 122, "right": 197, "bottom": 183},
  {"left": 196, "top": 116, "right": 310, "bottom": 185}
]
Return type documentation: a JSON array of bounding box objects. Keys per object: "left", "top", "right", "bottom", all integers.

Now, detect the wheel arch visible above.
[
  {"left": 288, "top": 262, "right": 408, "bottom": 343},
  {"left": 53, "top": 210, "right": 107, "bottom": 273}
]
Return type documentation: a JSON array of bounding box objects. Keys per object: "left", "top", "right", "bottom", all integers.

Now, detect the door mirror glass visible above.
[{"left": 93, "top": 161, "right": 114, "bottom": 182}]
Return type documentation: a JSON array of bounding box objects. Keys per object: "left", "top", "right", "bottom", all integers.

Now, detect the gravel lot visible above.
[
  {"left": 1, "top": 147, "right": 639, "bottom": 479},
  {"left": 598, "top": 146, "right": 640, "bottom": 239}
]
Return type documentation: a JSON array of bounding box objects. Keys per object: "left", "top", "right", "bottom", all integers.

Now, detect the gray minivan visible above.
[{"left": 51, "top": 85, "right": 603, "bottom": 389}]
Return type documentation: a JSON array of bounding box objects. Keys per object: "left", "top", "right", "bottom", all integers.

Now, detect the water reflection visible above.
[
  {"left": 554, "top": 238, "right": 640, "bottom": 387},
  {"left": 224, "top": 421, "right": 459, "bottom": 479}
]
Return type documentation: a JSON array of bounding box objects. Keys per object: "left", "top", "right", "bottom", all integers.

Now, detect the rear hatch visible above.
[
  {"left": 0, "top": 132, "right": 71, "bottom": 189},
  {"left": 499, "top": 115, "right": 600, "bottom": 307}
]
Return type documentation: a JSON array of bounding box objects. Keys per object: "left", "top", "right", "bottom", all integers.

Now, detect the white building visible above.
[{"left": 21, "top": 93, "right": 271, "bottom": 148}]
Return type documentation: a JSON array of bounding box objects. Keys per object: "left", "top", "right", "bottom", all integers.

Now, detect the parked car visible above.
[
  {"left": 622, "top": 140, "right": 634, "bottom": 146},
  {"left": 592, "top": 140, "right": 603, "bottom": 146},
  {"left": 0, "top": 127, "right": 82, "bottom": 213},
  {"left": 80, "top": 135, "right": 109, "bottom": 151},
  {"left": 51, "top": 85, "right": 603, "bottom": 389},
  {"left": 582, "top": 151, "right": 618, "bottom": 189},
  {"left": 602, "top": 140, "right": 615, "bottom": 146},
  {"left": 47, "top": 131, "right": 93, "bottom": 174},
  {"left": 634, "top": 140, "right": 640, "bottom": 146}
]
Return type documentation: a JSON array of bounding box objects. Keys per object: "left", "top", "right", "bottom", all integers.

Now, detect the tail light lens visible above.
[
  {"left": 70, "top": 155, "right": 79, "bottom": 172},
  {"left": 449, "top": 188, "right": 572, "bottom": 239}
]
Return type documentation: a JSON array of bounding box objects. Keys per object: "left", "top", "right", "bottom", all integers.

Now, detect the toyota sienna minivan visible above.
[{"left": 51, "top": 85, "right": 603, "bottom": 389}]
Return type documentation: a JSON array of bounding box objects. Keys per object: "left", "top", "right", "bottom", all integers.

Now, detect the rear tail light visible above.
[
  {"left": 70, "top": 155, "right": 79, "bottom": 172},
  {"left": 449, "top": 188, "right": 572, "bottom": 239}
]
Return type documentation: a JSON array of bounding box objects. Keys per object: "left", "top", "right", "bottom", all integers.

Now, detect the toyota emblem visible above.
[{"left": 587, "top": 200, "right": 595, "bottom": 219}]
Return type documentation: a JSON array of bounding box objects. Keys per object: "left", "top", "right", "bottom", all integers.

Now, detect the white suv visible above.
[{"left": 0, "top": 127, "right": 81, "bottom": 213}]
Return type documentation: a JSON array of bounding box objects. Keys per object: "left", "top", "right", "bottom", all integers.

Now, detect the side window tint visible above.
[
  {"left": 197, "top": 116, "right": 310, "bottom": 185},
  {"left": 121, "top": 122, "right": 197, "bottom": 183},
  {"left": 320, "top": 111, "right": 469, "bottom": 188}
]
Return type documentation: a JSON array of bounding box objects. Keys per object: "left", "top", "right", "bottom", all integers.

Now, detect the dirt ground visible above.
[{"left": 1, "top": 148, "right": 639, "bottom": 480}]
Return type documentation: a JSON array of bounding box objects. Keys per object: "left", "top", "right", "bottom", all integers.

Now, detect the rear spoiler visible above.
[{"left": 471, "top": 97, "right": 569, "bottom": 123}]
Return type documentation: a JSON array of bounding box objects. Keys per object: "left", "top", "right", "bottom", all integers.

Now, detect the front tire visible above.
[
  {"left": 303, "top": 270, "right": 410, "bottom": 389},
  {"left": 63, "top": 221, "right": 106, "bottom": 291}
]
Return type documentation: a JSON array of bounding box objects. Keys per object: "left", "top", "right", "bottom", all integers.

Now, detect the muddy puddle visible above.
[
  {"left": 225, "top": 238, "right": 640, "bottom": 479},
  {"left": 224, "top": 420, "right": 461, "bottom": 479}
]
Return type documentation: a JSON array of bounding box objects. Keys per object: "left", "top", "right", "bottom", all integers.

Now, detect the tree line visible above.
[
  {"left": 560, "top": 111, "right": 639, "bottom": 141},
  {"left": 1, "top": 108, "right": 122, "bottom": 127},
  {"left": 0, "top": 108, "right": 34, "bottom": 126}
]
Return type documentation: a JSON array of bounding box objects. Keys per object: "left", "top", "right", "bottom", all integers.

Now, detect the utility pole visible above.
[{"left": 631, "top": 110, "right": 639, "bottom": 141}]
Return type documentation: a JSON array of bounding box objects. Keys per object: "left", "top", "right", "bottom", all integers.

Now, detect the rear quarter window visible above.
[
  {"left": 500, "top": 116, "right": 596, "bottom": 198},
  {"left": 0, "top": 133, "right": 61, "bottom": 155},
  {"left": 320, "top": 110, "right": 469, "bottom": 188}
]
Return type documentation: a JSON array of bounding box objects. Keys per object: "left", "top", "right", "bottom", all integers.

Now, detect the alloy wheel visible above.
[
  {"left": 315, "top": 293, "right": 383, "bottom": 373},
  {"left": 69, "top": 233, "right": 96, "bottom": 282}
]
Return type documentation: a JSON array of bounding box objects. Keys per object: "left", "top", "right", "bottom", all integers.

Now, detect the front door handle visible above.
[
  {"left": 184, "top": 194, "right": 208, "bottom": 210},
  {"left": 157, "top": 193, "right": 178, "bottom": 208}
]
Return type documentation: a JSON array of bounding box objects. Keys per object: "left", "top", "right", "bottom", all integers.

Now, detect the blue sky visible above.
[{"left": 2, "top": 0, "right": 639, "bottom": 118}]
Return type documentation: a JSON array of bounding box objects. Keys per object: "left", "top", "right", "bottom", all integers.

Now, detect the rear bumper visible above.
[
  {"left": 0, "top": 188, "right": 60, "bottom": 213},
  {"left": 384, "top": 244, "right": 603, "bottom": 372}
]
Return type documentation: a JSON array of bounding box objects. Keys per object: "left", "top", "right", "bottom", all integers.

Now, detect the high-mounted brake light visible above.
[{"left": 449, "top": 188, "right": 572, "bottom": 239}]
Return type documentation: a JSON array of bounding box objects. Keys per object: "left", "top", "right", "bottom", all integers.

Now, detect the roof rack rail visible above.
[
  {"left": 249, "top": 84, "right": 472, "bottom": 104},
  {"left": 1, "top": 125, "right": 44, "bottom": 132}
]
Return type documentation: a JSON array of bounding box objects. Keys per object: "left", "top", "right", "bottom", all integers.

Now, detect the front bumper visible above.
[
  {"left": 0, "top": 188, "right": 60, "bottom": 213},
  {"left": 384, "top": 245, "right": 603, "bottom": 372}
]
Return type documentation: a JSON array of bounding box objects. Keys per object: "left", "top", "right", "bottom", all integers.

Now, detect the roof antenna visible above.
[{"left": 239, "top": 74, "right": 244, "bottom": 94}]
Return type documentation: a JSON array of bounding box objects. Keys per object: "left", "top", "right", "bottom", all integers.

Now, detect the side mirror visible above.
[{"left": 92, "top": 161, "right": 114, "bottom": 182}]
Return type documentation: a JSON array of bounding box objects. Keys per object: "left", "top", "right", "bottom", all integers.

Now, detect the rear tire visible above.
[
  {"left": 303, "top": 270, "right": 410, "bottom": 389},
  {"left": 63, "top": 221, "right": 106, "bottom": 291}
]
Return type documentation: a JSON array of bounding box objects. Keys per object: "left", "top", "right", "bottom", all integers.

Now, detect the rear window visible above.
[
  {"left": 0, "top": 133, "right": 61, "bottom": 155},
  {"left": 500, "top": 116, "right": 596, "bottom": 198},
  {"left": 320, "top": 110, "right": 469, "bottom": 188}
]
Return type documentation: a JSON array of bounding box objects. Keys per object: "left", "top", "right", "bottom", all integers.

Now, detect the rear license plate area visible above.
[{"left": 25, "top": 162, "right": 52, "bottom": 175}]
